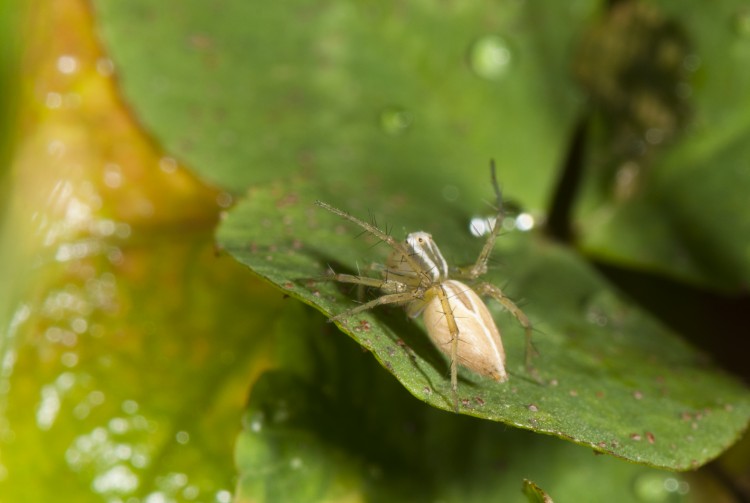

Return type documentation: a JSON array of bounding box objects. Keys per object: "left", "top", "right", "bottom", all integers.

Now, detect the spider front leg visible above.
[
  {"left": 456, "top": 161, "right": 506, "bottom": 280},
  {"left": 315, "top": 200, "right": 431, "bottom": 285},
  {"left": 474, "top": 282, "right": 539, "bottom": 379},
  {"left": 329, "top": 291, "right": 420, "bottom": 322},
  {"left": 323, "top": 270, "right": 408, "bottom": 292},
  {"left": 319, "top": 270, "right": 418, "bottom": 322}
]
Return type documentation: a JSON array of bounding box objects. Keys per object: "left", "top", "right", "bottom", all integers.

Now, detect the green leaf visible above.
[
  {"left": 93, "top": 0, "right": 594, "bottom": 207},
  {"left": 573, "top": 0, "right": 750, "bottom": 291},
  {"left": 216, "top": 177, "right": 750, "bottom": 470},
  {"left": 233, "top": 302, "right": 690, "bottom": 503}
]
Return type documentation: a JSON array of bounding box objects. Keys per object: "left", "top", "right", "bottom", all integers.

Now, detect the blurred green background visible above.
[{"left": 1, "top": 1, "right": 749, "bottom": 502}]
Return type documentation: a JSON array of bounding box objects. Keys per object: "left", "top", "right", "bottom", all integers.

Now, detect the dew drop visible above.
[
  {"left": 57, "top": 55, "right": 78, "bottom": 74},
  {"left": 469, "top": 215, "right": 496, "bottom": 237},
  {"left": 89, "top": 390, "right": 106, "bottom": 406},
  {"left": 183, "top": 485, "right": 200, "bottom": 499},
  {"left": 248, "top": 412, "right": 264, "bottom": 433},
  {"left": 585, "top": 304, "right": 609, "bottom": 327},
  {"left": 645, "top": 128, "right": 666, "bottom": 145},
  {"left": 122, "top": 400, "right": 139, "bottom": 415},
  {"left": 175, "top": 431, "right": 190, "bottom": 445},
  {"left": 36, "top": 384, "right": 61, "bottom": 430},
  {"left": 48, "top": 139, "right": 66, "bottom": 158},
  {"left": 614, "top": 161, "right": 640, "bottom": 200},
  {"left": 216, "top": 490, "right": 233, "bottom": 503},
  {"left": 216, "top": 192, "right": 233, "bottom": 208},
  {"left": 103, "top": 163, "right": 123, "bottom": 188},
  {"left": 92, "top": 464, "right": 139, "bottom": 494},
  {"left": 159, "top": 156, "right": 178, "bottom": 173},
  {"left": 96, "top": 58, "right": 115, "bottom": 76},
  {"left": 682, "top": 53, "right": 701, "bottom": 72},
  {"left": 144, "top": 491, "right": 168, "bottom": 502},
  {"left": 106, "top": 223, "right": 125, "bottom": 240},
  {"left": 515, "top": 212, "right": 535, "bottom": 231},
  {"left": 272, "top": 400, "right": 290, "bottom": 423},
  {"left": 131, "top": 451, "right": 149, "bottom": 469},
  {"left": 379, "top": 106, "right": 412, "bottom": 135},
  {"left": 441, "top": 184, "right": 460, "bottom": 202},
  {"left": 94, "top": 219, "right": 116, "bottom": 237},
  {"left": 71, "top": 317, "right": 88, "bottom": 334},
  {"left": 632, "top": 472, "right": 689, "bottom": 501},
  {"left": 632, "top": 472, "right": 671, "bottom": 502},
  {"left": 73, "top": 403, "right": 90, "bottom": 419},
  {"left": 469, "top": 35, "right": 513, "bottom": 81},
  {"left": 46, "top": 92, "right": 63, "bottom": 109},
  {"left": 61, "top": 352, "right": 78, "bottom": 367},
  {"left": 109, "top": 417, "right": 129, "bottom": 434}
]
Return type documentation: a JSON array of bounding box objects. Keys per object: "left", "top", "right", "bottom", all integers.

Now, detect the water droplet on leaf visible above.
[
  {"left": 515, "top": 212, "right": 534, "bottom": 231},
  {"left": 469, "top": 216, "right": 496, "bottom": 237},
  {"left": 379, "top": 106, "right": 412, "bottom": 135},
  {"left": 57, "top": 55, "right": 79, "bottom": 74},
  {"left": 469, "top": 35, "right": 513, "bottom": 81}
]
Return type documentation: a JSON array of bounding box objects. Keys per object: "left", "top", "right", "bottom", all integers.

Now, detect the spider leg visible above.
[
  {"left": 315, "top": 201, "right": 430, "bottom": 284},
  {"left": 322, "top": 271, "right": 408, "bottom": 293},
  {"left": 455, "top": 160, "right": 505, "bottom": 280},
  {"left": 328, "top": 291, "right": 419, "bottom": 322},
  {"left": 434, "top": 284, "right": 460, "bottom": 411},
  {"left": 474, "top": 282, "right": 539, "bottom": 379}
]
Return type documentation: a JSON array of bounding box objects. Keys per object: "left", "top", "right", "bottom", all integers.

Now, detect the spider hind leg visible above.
[{"left": 474, "top": 281, "right": 539, "bottom": 379}]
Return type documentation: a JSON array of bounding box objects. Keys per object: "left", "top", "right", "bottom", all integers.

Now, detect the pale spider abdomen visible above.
[{"left": 421, "top": 280, "right": 508, "bottom": 382}]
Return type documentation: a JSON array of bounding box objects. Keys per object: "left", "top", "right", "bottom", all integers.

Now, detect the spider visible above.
[{"left": 315, "top": 163, "right": 536, "bottom": 410}]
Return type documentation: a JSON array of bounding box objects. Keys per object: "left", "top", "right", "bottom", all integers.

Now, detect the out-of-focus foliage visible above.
[{"left": 574, "top": 1, "right": 750, "bottom": 291}]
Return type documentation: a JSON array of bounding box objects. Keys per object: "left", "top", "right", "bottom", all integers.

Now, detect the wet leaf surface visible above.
[{"left": 0, "top": 236, "right": 279, "bottom": 502}]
